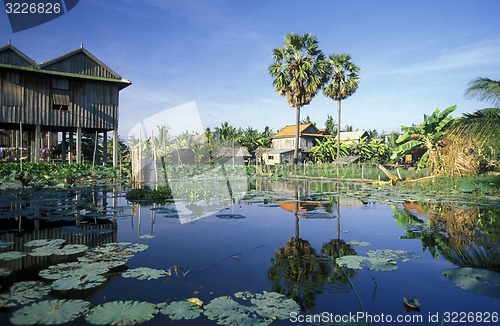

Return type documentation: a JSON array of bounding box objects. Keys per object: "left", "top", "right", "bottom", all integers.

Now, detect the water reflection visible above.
[
  {"left": 267, "top": 181, "right": 356, "bottom": 311},
  {"left": 392, "top": 202, "right": 500, "bottom": 270}
]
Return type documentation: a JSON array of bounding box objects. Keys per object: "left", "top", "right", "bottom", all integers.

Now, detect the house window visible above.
[
  {"left": 52, "top": 79, "right": 70, "bottom": 110},
  {"left": 268, "top": 155, "right": 274, "bottom": 160}
]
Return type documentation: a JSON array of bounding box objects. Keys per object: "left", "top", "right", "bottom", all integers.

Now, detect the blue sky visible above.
[{"left": 1, "top": 0, "right": 499, "bottom": 137}]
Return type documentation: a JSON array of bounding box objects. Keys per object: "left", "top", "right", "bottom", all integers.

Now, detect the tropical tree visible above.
[
  {"left": 391, "top": 105, "right": 457, "bottom": 171},
  {"left": 310, "top": 137, "right": 349, "bottom": 163},
  {"left": 269, "top": 32, "right": 328, "bottom": 164},
  {"left": 464, "top": 77, "right": 500, "bottom": 107},
  {"left": 323, "top": 53, "right": 360, "bottom": 160},
  {"left": 324, "top": 114, "right": 337, "bottom": 135},
  {"left": 215, "top": 122, "right": 236, "bottom": 141}
]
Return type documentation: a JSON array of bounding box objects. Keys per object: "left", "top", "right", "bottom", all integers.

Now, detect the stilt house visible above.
[{"left": 0, "top": 42, "right": 131, "bottom": 164}]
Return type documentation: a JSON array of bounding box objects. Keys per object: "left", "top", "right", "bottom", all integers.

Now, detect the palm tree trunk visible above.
[
  {"left": 294, "top": 106, "right": 301, "bottom": 165},
  {"left": 337, "top": 99, "right": 342, "bottom": 160}
]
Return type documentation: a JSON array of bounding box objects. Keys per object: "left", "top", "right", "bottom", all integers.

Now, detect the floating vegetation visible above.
[
  {"left": 203, "top": 291, "right": 299, "bottom": 325},
  {"left": 29, "top": 244, "right": 88, "bottom": 257},
  {"left": 0, "top": 241, "right": 14, "bottom": 248},
  {"left": 0, "top": 281, "right": 51, "bottom": 308},
  {"left": 39, "top": 262, "right": 110, "bottom": 281},
  {"left": 336, "top": 249, "right": 420, "bottom": 272},
  {"left": 366, "top": 249, "right": 421, "bottom": 263},
  {"left": 10, "top": 299, "right": 90, "bottom": 325},
  {"left": 24, "top": 239, "right": 66, "bottom": 248},
  {"left": 121, "top": 267, "right": 167, "bottom": 280},
  {"left": 441, "top": 267, "right": 500, "bottom": 298},
  {"left": 347, "top": 240, "right": 372, "bottom": 247},
  {"left": 0, "top": 251, "right": 27, "bottom": 261},
  {"left": 157, "top": 301, "right": 201, "bottom": 320},
  {"left": 298, "top": 211, "right": 335, "bottom": 219},
  {"left": 139, "top": 234, "right": 155, "bottom": 239},
  {"left": 78, "top": 242, "right": 149, "bottom": 268},
  {"left": 51, "top": 274, "right": 107, "bottom": 291},
  {"left": 0, "top": 267, "right": 12, "bottom": 277},
  {"left": 85, "top": 301, "right": 157, "bottom": 325},
  {"left": 336, "top": 255, "right": 366, "bottom": 270}
]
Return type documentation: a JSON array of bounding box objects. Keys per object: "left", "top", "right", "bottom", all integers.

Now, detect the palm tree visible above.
[
  {"left": 323, "top": 53, "right": 360, "bottom": 160},
  {"left": 269, "top": 32, "right": 328, "bottom": 164},
  {"left": 464, "top": 77, "right": 500, "bottom": 107}
]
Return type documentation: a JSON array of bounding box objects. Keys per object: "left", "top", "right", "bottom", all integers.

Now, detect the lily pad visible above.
[
  {"left": 51, "top": 274, "right": 107, "bottom": 291},
  {"left": 441, "top": 267, "right": 500, "bottom": 298},
  {"left": 121, "top": 267, "right": 167, "bottom": 280},
  {"left": 0, "top": 281, "right": 51, "bottom": 307},
  {"left": 0, "top": 241, "right": 14, "bottom": 248},
  {"left": 29, "top": 244, "right": 88, "bottom": 257},
  {"left": 157, "top": 301, "right": 201, "bottom": 320},
  {"left": 366, "top": 249, "right": 420, "bottom": 262},
  {"left": 25, "top": 239, "right": 66, "bottom": 248},
  {"left": 10, "top": 299, "right": 90, "bottom": 325},
  {"left": 347, "top": 241, "right": 372, "bottom": 247},
  {"left": 39, "top": 261, "right": 110, "bottom": 281},
  {"left": 336, "top": 255, "right": 366, "bottom": 270},
  {"left": 139, "top": 235, "right": 155, "bottom": 239},
  {"left": 86, "top": 300, "right": 157, "bottom": 325},
  {"left": 0, "top": 251, "right": 27, "bottom": 261},
  {"left": 204, "top": 291, "right": 299, "bottom": 326}
]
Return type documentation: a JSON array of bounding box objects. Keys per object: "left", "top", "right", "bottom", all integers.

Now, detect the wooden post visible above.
[
  {"left": 62, "top": 132, "right": 67, "bottom": 164},
  {"left": 103, "top": 131, "right": 108, "bottom": 164},
  {"left": 69, "top": 132, "right": 74, "bottom": 164},
  {"left": 76, "top": 127, "right": 82, "bottom": 164},
  {"left": 35, "top": 124, "right": 41, "bottom": 163},
  {"left": 113, "top": 129, "right": 118, "bottom": 167}
]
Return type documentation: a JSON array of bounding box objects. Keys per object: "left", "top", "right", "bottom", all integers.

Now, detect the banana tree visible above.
[
  {"left": 310, "top": 137, "right": 349, "bottom": 163},
  {"left": 391, "top": 105, "right": 457, "bottom": 171}
]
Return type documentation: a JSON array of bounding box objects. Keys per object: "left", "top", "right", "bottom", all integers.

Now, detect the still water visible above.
[{"left": 0, "top": 179, "right": 498, "bottom": 325}]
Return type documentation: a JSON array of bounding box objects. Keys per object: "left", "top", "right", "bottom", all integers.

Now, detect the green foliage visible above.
[
  {"left": 125, "top": 187, "right": 173, "bottom": 204},
  {"left": 392, "top": 105, "right": 457, "bottom": 170},
  {"left": 0, "top": 162, "right": 128, "bottom": 189}
]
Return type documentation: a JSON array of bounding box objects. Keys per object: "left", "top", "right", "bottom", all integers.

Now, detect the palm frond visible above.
[{"left": 464, "top": 77, "right": 500, "bottom": 107}]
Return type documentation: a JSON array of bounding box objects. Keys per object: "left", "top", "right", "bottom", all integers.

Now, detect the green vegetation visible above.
[{"left": 0, "top": 162, "right": 129, "bottom": 188}]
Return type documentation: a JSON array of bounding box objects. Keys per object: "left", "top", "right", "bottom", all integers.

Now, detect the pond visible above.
[{"left": 0, "top": 179, "right": 499, "bottom": 325}]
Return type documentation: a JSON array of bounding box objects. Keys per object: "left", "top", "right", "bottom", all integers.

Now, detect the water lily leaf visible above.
[
  {"left": 403, "top": 297, "right": 421, "bottom": 310},
  {"left": 157, "top": 301, "right": 201, "bottom": 320},
  {"left": 0, "top": 267, "right": 13, "bottom": 277},
  {"left": 336, "top": 255, "right": 366, "bottom": 269},
  {"left": 39, "top": 262, "right": 110, "bottom": 281},
  {"left": 10, "top": 299, "right": 90, "bottom": 325},
  {"left": 367, "top": 257, "right": 398, "bottom": 272},
  {"left": 203, "top": 296, "right": 259, "bottom": 326},
  {"left": 0, "top": 241, "right": 14, "bottom": 248},
  {"left": 0, "top": 281, "right": 51, "bottom": 307},
  {"left": 28, "top": 244, "right": 87, "bottom": 257},
  {"left": 204, "top": 291, "right": 299, "bottom": 326},
  {"left": 441, "top": 267, "right": 500, "bottom": 298},
  {"left": 249, "top": 291, "right": 300, "bottom": 320},
  {"left": 25, "top": 239, "right": 66, "bottom": 248},
  {"left": 139, "top": 235, "right": 155, "bottom": 239},
  {"left": 85, "top": 301, "right": 157, "bottom": 325},
  {"left": 366, "top": 249, "right": 420, "bottom": 262},
  {"left": 121, "top": 267, "right": 167, "bottom": 280},
  {"left": 51, "top": 274, "right": 107, "bottom": 291},
  {"left": 0, "top": 251, "right": 27, "bottom": 261},
  {"left": 347, "top": 241, "right": 372, "bottom": 247}
]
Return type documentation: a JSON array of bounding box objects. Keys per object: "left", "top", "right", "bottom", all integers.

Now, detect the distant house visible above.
[
  {"left": 0, "top": 43, "right": 131, "bottom": 165},
  {"left": 335, "top": 131, "right": 370, "bottom": 144},
  {"left": 262, "top": 123, "right": 325, "bottom": 165}
]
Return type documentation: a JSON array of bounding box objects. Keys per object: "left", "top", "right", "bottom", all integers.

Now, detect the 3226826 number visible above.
[{"left": 5, "top": 2, "right": 61, "bottom": 14}]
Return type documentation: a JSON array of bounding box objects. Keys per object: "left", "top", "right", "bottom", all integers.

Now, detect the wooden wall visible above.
[{"left": 0, "top": 69, "right": 119, "bottom": 131}]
